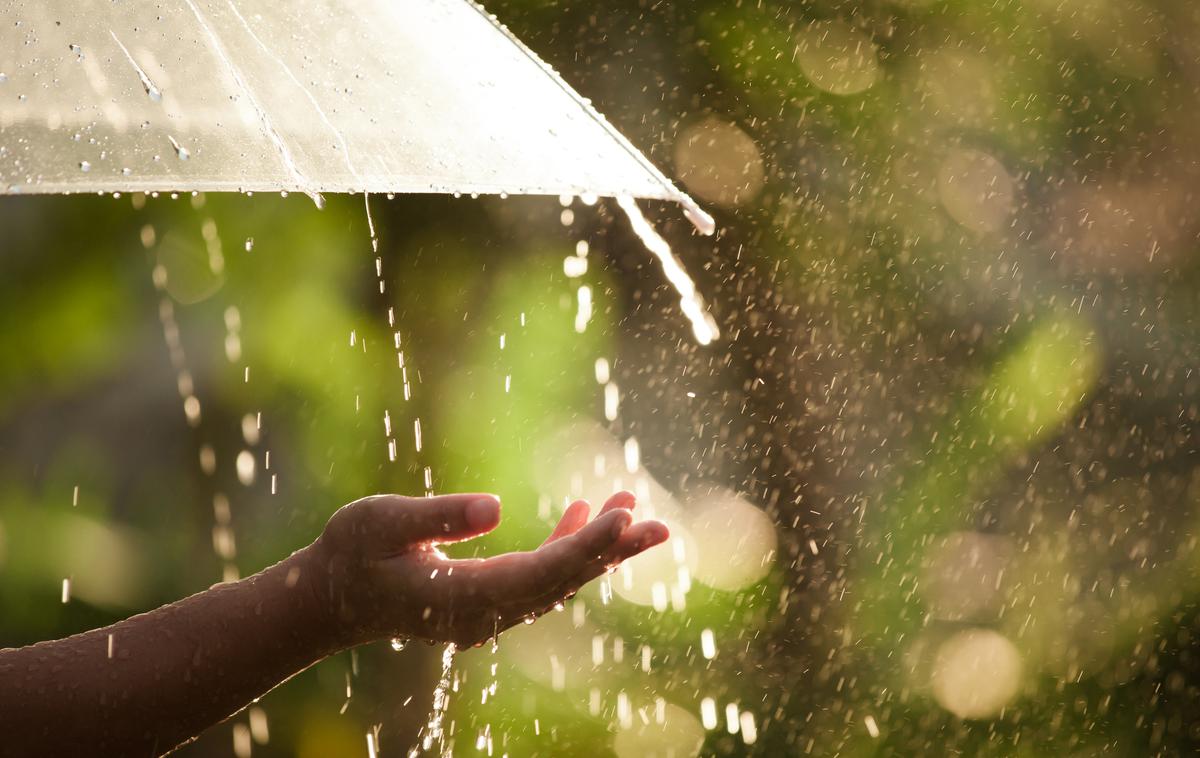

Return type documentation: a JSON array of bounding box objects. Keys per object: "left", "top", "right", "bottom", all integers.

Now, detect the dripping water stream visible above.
[
  {"left": 364, "top": 193, "right": 456, "bottom": 756},
  {"left": 616, "top": 195, "right": 720, "bottom": 346},
  {"left": 359, "top": 192, "right": 714, "bottom": 755},
  {"left": 143, "top": 196, "right": 274, "bottom": 751}
]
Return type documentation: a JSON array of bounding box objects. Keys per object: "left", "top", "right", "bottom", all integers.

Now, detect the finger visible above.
[
  {"left": 591, "top": 519, "right": 670, "bottom": 574},
  {"left": 611, "top": 519, "right": 670, "bottom": 560},
  {"left": 541, "top": 519, "right": 671, "bottom": 604},
  {"left": 434, "top": 515, "right": 666, "bottom": 641},
  {"left": 452, "top": 508, "right": 632, "bottom": 602},
  {"left": 510, "top": 509, "right": 633, "bottom": 598},
  {"left": 597, "top": 490, "right": 636, "bottom": 517},
  {"left": 357, "top": 493, "right": 501, "bottom": 548},
  {"left": 541, "top": 499, "right": 590, "bottom": 546}
]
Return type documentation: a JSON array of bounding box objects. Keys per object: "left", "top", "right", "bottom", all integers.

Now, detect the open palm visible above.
[{"left": 312, "top": 491, "right": 668, "bottom": 647}]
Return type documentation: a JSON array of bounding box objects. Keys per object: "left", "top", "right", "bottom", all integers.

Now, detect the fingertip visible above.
[
  {"left": 640, "top": 521, "right": 670, "bottom": 548},
  {"left": 611, "top": 520, "right": 669, "bottom": 559},
  {"left": 610, "top": 509, "right": 633, "bottom": 539},
  {"left": 465, "top": 495, "right": 502, "bottom": 532},
  {"left": 562, "top": 508, "right": 635, "bottom": 558},
  {"left": 600, "top": 490, "right": 636, "bottom": 514}
]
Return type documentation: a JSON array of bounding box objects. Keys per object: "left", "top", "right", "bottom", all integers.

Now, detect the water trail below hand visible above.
[{"left": 409, "top": 643, "right": 457, "bottom": 757}]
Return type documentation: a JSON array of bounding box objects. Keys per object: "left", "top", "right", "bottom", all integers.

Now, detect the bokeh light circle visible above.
[
  {"left": 932, "top": 628, "right": 1022, "bottom": 719},
  {"left": 612, "top": 701, "right": 705, "bottom": 758},
  {"left": 937, "top": 149, "right": 1014, "bottom": 234},
  {"left": 795, "top": 21, "right": 881, "bottom": 96},
  {"left": 673, "top": 117, "right": 765, "bottom": 208},
  {"left": 687, "top": 489, "right": 777, "bottom": 592}
]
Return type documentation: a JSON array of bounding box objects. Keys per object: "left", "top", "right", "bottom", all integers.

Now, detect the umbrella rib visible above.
[
  {"left": 180, "top": 0, "right": 312, "bottom": 195},
  {"left": 221, "top": 0, "right": 364, "bottom": 189},
  {"left": 458, "top": 0, "right": 713, "bottom": 233}
]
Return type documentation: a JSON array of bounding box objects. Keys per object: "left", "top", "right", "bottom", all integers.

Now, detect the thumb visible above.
[{"left": 356, "top": 493, "right": 501, "bottom": 548}]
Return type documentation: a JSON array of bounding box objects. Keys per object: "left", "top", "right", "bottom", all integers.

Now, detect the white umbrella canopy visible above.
[{"left": 0, "top": 0, "right": 713, "bottom": 232}]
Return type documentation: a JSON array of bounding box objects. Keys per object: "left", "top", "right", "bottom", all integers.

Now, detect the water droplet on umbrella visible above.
[
  {"left": 168, "top": 135, "right": 190, "bottom": 160},
  {"left": 110, "top": 31, "right": 162, "bottom": 101}
]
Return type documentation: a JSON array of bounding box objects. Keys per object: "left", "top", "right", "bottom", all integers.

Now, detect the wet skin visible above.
[{"left": 0, "top": 491, "right": 668, "bottom": 756}]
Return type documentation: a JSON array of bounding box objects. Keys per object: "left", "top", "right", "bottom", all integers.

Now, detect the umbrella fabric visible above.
[{"left": 0, "top": 0, "right": 702, "bottom": 219}]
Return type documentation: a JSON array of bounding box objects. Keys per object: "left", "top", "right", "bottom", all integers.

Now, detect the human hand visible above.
[{"left": 308, "top": 491, "right": 668, "bottom": 648}]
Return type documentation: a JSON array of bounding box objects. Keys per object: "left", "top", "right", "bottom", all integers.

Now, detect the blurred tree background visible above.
[{"left": 4, "top": 0, "right": 1200, "bottom": 755}]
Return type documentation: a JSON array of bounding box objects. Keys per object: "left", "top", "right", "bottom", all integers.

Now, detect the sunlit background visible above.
[{"left": 4, "top": 0, "right": 1200, "bottom": 755}]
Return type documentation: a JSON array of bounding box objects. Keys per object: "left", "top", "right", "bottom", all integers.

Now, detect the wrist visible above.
[
  {"left": 297, "top": 536, "right": 384, "bottom": 650},
  {"left": 278, "top": 541, "right": 356, "bottom": 655}
]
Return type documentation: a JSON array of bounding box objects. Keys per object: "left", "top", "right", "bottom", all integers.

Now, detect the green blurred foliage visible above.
[{"left": 4, "top": 0, "right": 1200, "bottom": 756}]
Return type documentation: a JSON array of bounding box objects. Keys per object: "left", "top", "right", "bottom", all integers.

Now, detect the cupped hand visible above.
[{"left": 308, "top": 491, "right": 668, "bottom": 648}]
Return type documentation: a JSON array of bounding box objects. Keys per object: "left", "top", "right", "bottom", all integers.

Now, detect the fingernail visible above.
[
  {"left": 611, "top": 511, "right": 632, "bottom": 539},
  {"left": 466, "top": 496, "right": 500, "bottom": 531}
]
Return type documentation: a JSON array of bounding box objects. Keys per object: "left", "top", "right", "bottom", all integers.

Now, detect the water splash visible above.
[{"left": 615, "top": 195, "right": 719, "bottom": 345}]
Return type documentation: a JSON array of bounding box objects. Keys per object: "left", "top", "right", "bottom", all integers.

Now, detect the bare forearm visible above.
[
  {"left": 0, "top": 491, "right": 668, "bottom": 755},
  {"left": 0, "top": 544, "right": 340, "bottom": 756}
]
